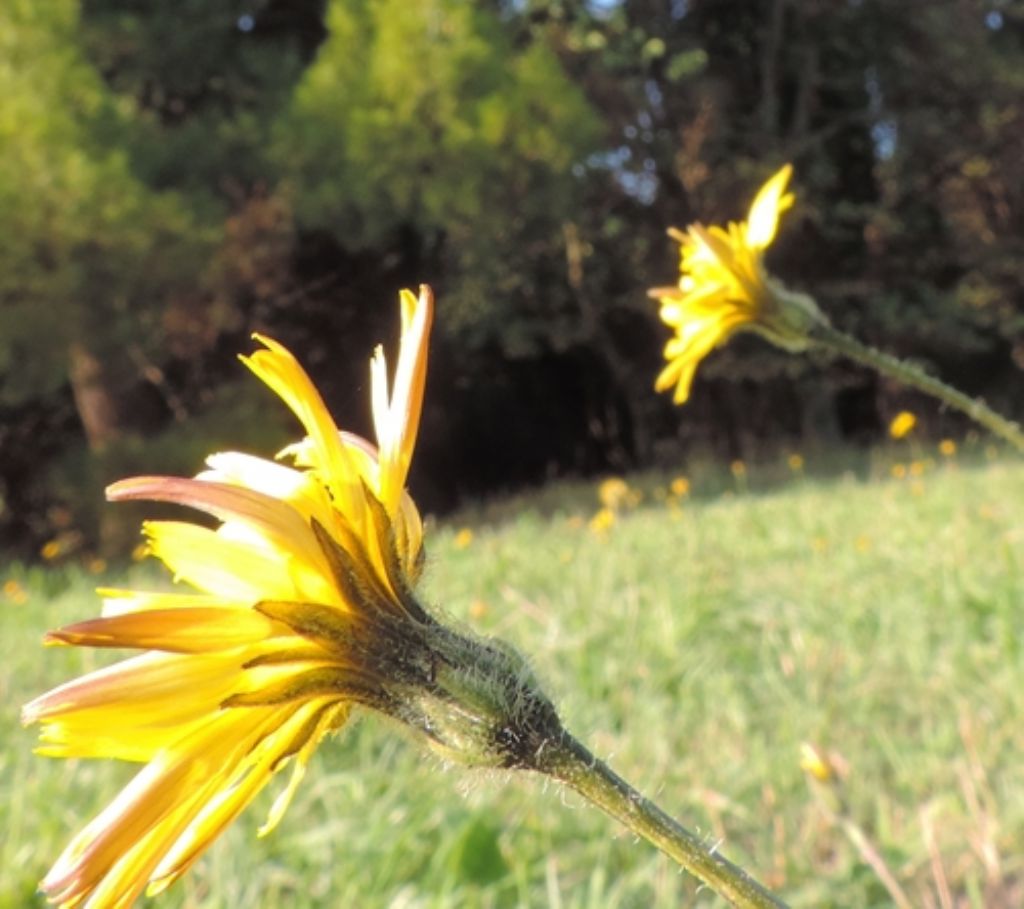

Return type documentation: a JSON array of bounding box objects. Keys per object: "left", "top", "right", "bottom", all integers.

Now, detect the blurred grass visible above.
[{"left": 2, "top": 449, "right": 1022, "bottom": 907}]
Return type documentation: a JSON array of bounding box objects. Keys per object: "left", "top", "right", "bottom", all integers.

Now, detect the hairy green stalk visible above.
[
  {"left": 809, "top": 322, "right": 1024, "bottom": 452},
  {"left": 535, "top": 731, "right": 789, "bottom": 908}
]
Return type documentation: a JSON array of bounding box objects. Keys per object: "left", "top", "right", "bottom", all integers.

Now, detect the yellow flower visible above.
[
  {"left": 588, "top": 507, "right": 616, "bottom": 536},
  {"left": 597, "top": 476, "right": 631, "bottom": 511},
  {"left": 889, "top": 411, "right": 916, "bottom": 439},
  {"left": 786, "top": 453, "right": 804, "bottom": 472},
  {"left": 669, "top": 476, "right": 690, "bottom": 497},
  {"left": 651, "top": 164, "right": 826, "bottom": 404},
  {"left": 24, "top": 287, "right": 558, "bottom": 908},
  {"left": 4, "top": 578, "right": 29, "bottom": 604},
  {"left": 939, "top": 438, "right": 956, "bottom": 457},
  {"left": 799, "top": 742, "right": 835, "bottom": 783},
  {"left": 453, "top": 527, "right": 474, "bottom": 550}
]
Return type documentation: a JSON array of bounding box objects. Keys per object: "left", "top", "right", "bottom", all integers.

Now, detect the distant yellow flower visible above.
[
  {"left": 786, "top": 453, "right": 804, "bottom": 472},
  {"left": 598, "top": 476, "right": 631, "bottom": 510},
  {"left": 890, "top": 463, "right": 907, "bottom": 479},
  {"left": 40, "top": 539, "right": 62, "bottom": 561},
  {"left": 24, "top": 289, "right": 486, "bottom": 907},
  {"left": 799, "top": 742, "right": 835, "bottom": 783},
  {"left": 669, "top": 476, "right": 690, "bottom": 497},
  {"left": 4, "top": 578, "right": 28, "bottom": 604},
  {"left": 588, "top": 507, "right": 616, "bottom": 536},
  {"left": 888, "top": 411, "right": 916, "bottom": 439},
  {"left": 453, "top": 527, "right": 474, "bottom": 549},
  {"left": 651, "top": 164, "right": 826, "bottom": 404},
  {"left": 939, "top": 439, "right": 956, "bottom": 457},
  {"left": 730, "top": 460, "right": 747, "bottom": 479}
]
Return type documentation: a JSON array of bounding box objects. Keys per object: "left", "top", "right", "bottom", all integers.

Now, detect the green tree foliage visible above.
[
  {"left": 0, "top": 0, "right": 204, "bottom": 406},
  {"left": 275, "top": 0, "right": 603, "bottom": 354},
  {"left": 2, "top": 0, "right": 1023, "bottom": 554}
]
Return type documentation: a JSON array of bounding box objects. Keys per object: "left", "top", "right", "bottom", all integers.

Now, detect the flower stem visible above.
[
  {"left": 534, "top": 731, "right": 788, "bottom": 908},
  {"left": 810, "top": 323, "right": 1024, "bottom": 453}
]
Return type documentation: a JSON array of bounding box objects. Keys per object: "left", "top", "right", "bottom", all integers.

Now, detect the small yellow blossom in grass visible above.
[
  {"left": 453, "top": 528, "right": 474, "bottom": 550},
  {"left": 40, "top": 539, "right": 62, "bottom": 561},
  {"left": 909, "top": 460, "right": 925, "bottom": 478},
  {"left": 786, "top": 453, "right": 804, "bottom": 473},
  {"left": 799, "top": 743, "right": 834, "bottom": 783},
  {"left": 888, "top": 410, "right": 916, "bottom": 439},
  {"left": 730, "top": 460, "right": 747, "bottom": 479},
  {"left": 890, "top": 463, "right": 907, "bottom": 480},
  {"left": 597, "top": 476, "right": 631, "bottom": 511},
  {"left": 650, "top": 164, "right": 826, "bottom": 404},
  {"left": 86, "top": 557, "right": 107, "bottom": 575},
  {"left": 588, "top": 507, "right": 616, "bottom": 536},
  {"left": 468, "top": 599, "right": 489, "bottom": 620},
  {"left": 939, "top": 438, "right": 956, "bottom": 457},
  {"left": 669, "top": 476, "right": 690, "bottom": 497},
  {"left": 4, "top": 578, "right": 29, "bottom": 605}
]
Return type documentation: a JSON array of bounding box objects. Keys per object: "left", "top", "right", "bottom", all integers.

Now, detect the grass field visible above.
[{"left": 2, "top": 450, "right": 1022, "bottom": 907}]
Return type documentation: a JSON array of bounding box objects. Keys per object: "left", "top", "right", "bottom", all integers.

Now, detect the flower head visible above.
[
  {"left": 24, "top": 285, "right": 561, "bottom": 908},
  {"left": 889, "top": 410, "right": 917, "bottom": 439},
  {"left": 651, "top": 164, "right": 826, "bottom": 404}
]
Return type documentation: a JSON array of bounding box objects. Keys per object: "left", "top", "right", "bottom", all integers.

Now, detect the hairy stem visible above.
[
  {"left": 810, "top": 323, "right": 1024, "bottom": 453},
  {"left": 535, "top": 731, "right": 788, "bottom": 909}
]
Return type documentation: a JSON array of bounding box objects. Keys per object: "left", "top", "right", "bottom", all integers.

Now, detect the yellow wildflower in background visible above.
[
  {"left": 453, "top": 527, "right": 474, "bottom": 549},
  {"left": 597, "top": 476, "right": 631, "bottom": 510},
  {"left": 23, "top": 289, "right": 487, "bottom": 906},
  {"left": 588, "top": 507, "right": 616, "bottom": 536},
  {"left": 799, "top": 742, "right": 834, "bottom": 783},
  {"left": 4, "top": 578, "right": 29, "bottom": 605},
  {"left": 939, "top": 438, "right": 956, "bottom": 457},
  {"left": 888, "top": 411, "right": 916, "bottom": 439},
  {"left": 650, "top": 164, "right": 826, "bottom": 404}
]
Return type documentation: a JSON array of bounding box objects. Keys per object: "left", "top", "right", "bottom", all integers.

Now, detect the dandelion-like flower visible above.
[
  {"left": 650, "top": 164, "right": 826, "bottom": 404},
  {"left": 23, "top": 286, "right": 563, "bottom": 908},
  {"left": 888, "top": 410, "right": 917, "bottom": 439}
]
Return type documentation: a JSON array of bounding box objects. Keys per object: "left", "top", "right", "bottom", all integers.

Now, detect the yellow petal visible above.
[
  {"left": 745, "top": 164, "right": 794, "bottom": 250},
  {"left": 45, "top": 607, "right": 279, "bottom": 654},
  {"left": 150, "top": 700, "right": 347, "bottom": 893},
  {"left": 97, "top": 589, "right": 240, "bottom": 618},
  {"left": 200, "top": 451, "right": 337, "bottom": 530},
  {"left": 110, "top": 476, "right": 326, "bottom": 579},
  {"left": 242, "top": 336, "right": 367, "bottom": 527},
  {"left": 144, "top": 521, "right": 298, "bottom": 602},
  {"left": 372, "top": 286, "right": 433, "bottom": 513},
  {"left": 42, "top": 708, "right": 280, "bottom": 908}
]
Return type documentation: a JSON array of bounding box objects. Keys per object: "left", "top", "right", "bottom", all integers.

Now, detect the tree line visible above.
[{"left": 1, "top": 0, "right": 1021, "bottom": 554}]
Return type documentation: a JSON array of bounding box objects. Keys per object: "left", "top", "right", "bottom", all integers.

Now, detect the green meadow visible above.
[{"left": 2, "top": 452, "right": 1022, "bottom": 908}]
